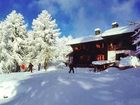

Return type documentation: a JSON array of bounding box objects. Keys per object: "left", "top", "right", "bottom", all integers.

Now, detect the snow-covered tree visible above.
[
  {"left": 0, "top": 10, "right": 27, "bottom": 73},
  {"left": 0, "top": 22, "right": 3, "bottom": 42},
  {"left": 133, "top": 28, "right": 140, "bottom": 57},
  {"left": 52, "top": 35, "right": 73, "bottom": 63},
  {"left": 29, "top": 10, "right": 60, "bottom": 67},
  {"left": 23, "top": 31, "right": 35, "bottom": 64},
  {"left": 0, "top": 22, "right": 4, "bottom": 73}
]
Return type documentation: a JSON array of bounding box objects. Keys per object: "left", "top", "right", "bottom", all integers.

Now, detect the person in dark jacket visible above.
[
  {"left": 68, "top": 56, "right": 74, "bottom": 73},
  {"left": 69, "top": 63, "right": 74, "bottom": 73},
  {"left": 28, "top": 63, "right": 33, "bottom": 73},
  {"left": 16, "top": 62, "right": 20, "bottom": 72},
  {"left": 38, "top": 63, "right": 41, "bottom": 71}
]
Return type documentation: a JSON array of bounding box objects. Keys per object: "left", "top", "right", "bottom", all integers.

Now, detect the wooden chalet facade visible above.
[{"left": 67, "top": 23, "right": 137, "bottom": 67}]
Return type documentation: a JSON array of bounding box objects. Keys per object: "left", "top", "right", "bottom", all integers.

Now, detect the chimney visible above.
[
  {"left": 95, "top": 28, "right": 101, "bottom": 35},
  {"left": 112, "top": 22, "right": 119, "bottom": 28}
]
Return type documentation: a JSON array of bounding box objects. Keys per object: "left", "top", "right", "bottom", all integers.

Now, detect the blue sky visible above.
[{"left": 0, "top": 0, "right": 140, "bottom": 37}]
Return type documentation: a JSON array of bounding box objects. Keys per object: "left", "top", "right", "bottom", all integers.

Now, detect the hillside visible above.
[{"left": 0, "top": 67, "right": 140, "bottom": 105}]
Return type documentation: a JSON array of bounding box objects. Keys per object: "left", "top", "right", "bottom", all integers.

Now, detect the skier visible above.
[
  {"left": 16, "top": 62, "right": 20, "bottom": 72},
  {"left": 38, "top": 63, "right": 41, "bottom": 71},
  {"left": 68, "top": 56, "right": 75, "bottom": 73},
  {"left": 28, "top": 63, "right": 33, "bottom": 73},
  {"left": 69, "top": 63, "right": 74, "bottom": 73}
]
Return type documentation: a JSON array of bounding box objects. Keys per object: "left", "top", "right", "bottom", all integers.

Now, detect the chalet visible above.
[{"left": 67, "top": 22, "right": 139, "bottom": 68}]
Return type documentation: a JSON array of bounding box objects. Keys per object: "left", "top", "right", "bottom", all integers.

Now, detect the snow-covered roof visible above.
[
  {"left": 101, "top": 25, "right": 136, "bottom": 37},
  {"left": 112, "top": 22, "right": 118, "bottom": 25},
  {"left": 67, "top": 35, "right": 103, "bottom": 45},
  {"left": 67, "top": 25, "right": 137, "bottom": 45},
  {"left": 94, "top": 28, "right": 101, "bottom": 31}
]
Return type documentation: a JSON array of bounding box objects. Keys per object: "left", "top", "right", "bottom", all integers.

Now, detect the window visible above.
[
  {"left": 108, "top": 43, "right": 117, "bottom": 50},
  {"left": 80, "top": 56, "right": 91, "bottom": 62},
  {"left": 138, "top": 42, "right": 140, "bottom": 46},
  {"left": 96, "top": 43, "right": 104, "bottom": 49},
  {"left": 74, "top": 47, "right": 79, "bottom": 51},
  {"left": 96, "top": 44, "right": 101, "bottom": 48},
  {"left": 74, "top": 45, "right": 82, "bottom": 51},
  {"left": 102, "top": 43, "right": 104, "bottom": 48},
  {"left": 82, "top": 45, "right": 86, "bottom": 50},
  {"left": 96, "top": 54, "right": 105, "bottom": 61},
  {"left": 80, "top": 56, "right": 84, "bottom": 60}
]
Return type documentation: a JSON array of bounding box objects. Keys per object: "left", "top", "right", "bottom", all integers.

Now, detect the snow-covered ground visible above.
[{"left": 0, "top": 67, "right": 140, "bottom": 105}]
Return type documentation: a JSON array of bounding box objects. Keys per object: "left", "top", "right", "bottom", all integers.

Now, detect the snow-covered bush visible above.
[{"left": 119, "top": 56, "right": 140, "bottom": 67}]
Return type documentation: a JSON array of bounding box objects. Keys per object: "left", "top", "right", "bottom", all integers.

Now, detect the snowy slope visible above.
[{"left": 0, "top": 67, "right": 140, "bottom": 105}]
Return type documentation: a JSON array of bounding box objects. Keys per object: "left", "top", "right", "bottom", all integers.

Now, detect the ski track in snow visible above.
[{"left": 0, "top": 67, "right": 140, "bottom": 105}]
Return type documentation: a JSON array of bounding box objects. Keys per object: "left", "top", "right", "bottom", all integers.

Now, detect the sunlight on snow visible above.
[
  {"left": 76, "top": 81, "right": 93, "bottom": 90},
  {"left": 41, "top": 81, "right": 47, "bottom": 86},
  {"left": 57, "top": 77, "right": 71, "bottom": 85},
  {"left": 0, "top": 67, "right": 140, "bottom": 105},
  {"left": 93, "top": 76, "right": 115, "bottom": 82},
  {"left": 0, "top": 81, "right": 18, "bottom": 103}
]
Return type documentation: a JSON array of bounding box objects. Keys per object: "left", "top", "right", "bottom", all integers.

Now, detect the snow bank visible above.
[
  {"left": 46, "top": 66, "right": 57, "bottom": 72},
  {"left": 119, "top": 56, "right": 140, "bottom": 67},
  {"left": 0, "top": 72, "right": 37, "bottom": 104},
  {"left": 0, "top": 81, "right": 19, "bottom": 104}
]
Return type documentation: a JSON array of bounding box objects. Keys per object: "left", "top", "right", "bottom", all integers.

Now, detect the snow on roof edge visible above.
[
  {"left": 67, "top": 35, "right": 103, "bottom": 45},
  {"left": 67, "top": 25, "right": 137, "bottom": 45},
  {"left": 101, "top": 25, "right": 135, "bottom": 37}
]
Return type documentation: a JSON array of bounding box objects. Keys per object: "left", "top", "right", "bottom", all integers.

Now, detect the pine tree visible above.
[
  {"left": 0, "top": 10, "right": 27, "bottom": 73},
  {"left": 30, "top": 10, "right": 60, "bottom": 67}
]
